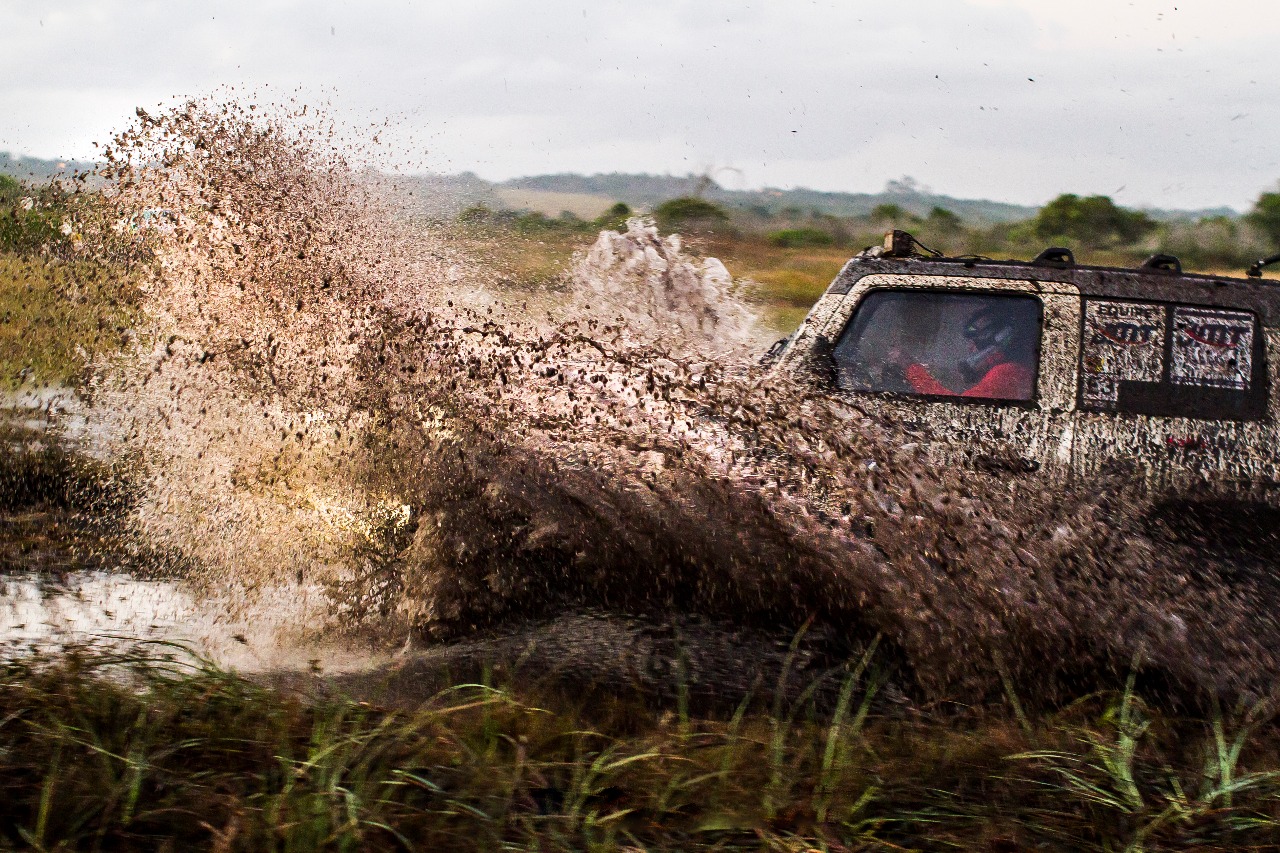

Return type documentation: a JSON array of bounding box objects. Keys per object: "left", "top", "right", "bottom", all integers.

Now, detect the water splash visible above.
[
  {"left": 51, "top": 98, "right": 1280, "bottom": 706},
  {"left": 569, "top": 219, "right": 765, "bottom": 355}
]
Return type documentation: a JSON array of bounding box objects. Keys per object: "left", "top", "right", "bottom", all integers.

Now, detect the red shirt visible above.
[{"left": 906, "top": 361, "right": 1033, "bottom": 400}]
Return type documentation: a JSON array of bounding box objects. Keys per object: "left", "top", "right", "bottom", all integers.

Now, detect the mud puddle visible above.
[
  {"left": 0, "top": 567, "right": 396, "bottom": 676},
  {"left": 0, "top": 386, "right": 88, "bottom": 446},
  {"left": 0, "top": 433, "right": 883, "bottom": 712}
]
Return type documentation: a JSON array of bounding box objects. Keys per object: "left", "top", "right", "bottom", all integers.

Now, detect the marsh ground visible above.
[{"left": 5, "top": 227, "right": 1280, "bottom": 850}]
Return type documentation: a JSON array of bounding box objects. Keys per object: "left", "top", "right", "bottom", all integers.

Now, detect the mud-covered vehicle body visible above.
[{"left": 772, "top": 232, "right": 1280, "bottom": 504}]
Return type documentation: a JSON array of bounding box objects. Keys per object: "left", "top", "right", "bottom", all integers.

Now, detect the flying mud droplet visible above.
[{"left": 60, "top": 96, "right": 1280, "bottom": 706}]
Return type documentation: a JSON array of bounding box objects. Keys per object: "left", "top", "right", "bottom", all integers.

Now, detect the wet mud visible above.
[{"left": 303, "top": 613, "right": 913, "bottom": 721}]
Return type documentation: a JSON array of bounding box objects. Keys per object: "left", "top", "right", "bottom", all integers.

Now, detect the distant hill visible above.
[
  {"left": 1137, "top": 204, "right": 1240, "bottom": 222},
  {"left": 503, "top": 172, "right": 1040, "bottom": 223},
  {"left": 419, "top": 171, "right": 1239, "bottom": 224},
  {"left": 375, "top": 171, "right": 503, "bottom": 218},
  {"left": 392, "top": 170, "right": 1045, "bottom": 223},
  {"left": 0, "top": 152, "right": 96, "bottom": 183},
  {"left": 504, "top": 173, "right": 707, "bottom": 210},
  {"left": 2, "top": 153, "right": 1242, "bottom": 223}
]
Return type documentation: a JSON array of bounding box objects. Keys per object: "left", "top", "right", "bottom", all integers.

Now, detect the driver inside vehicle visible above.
[
  {"left": 832, "top": 291, "right": 1041, "bottom": 401},
  {"left": 900, "top": 304, "right": 1036, "bottom": 400}
]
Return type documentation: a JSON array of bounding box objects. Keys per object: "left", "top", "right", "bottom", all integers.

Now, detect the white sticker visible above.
[
  {"left": 1170, "top": 306, "right": 1253, "bottom": 391},
  {"left": 1080, "top": 301, "right": 1166, "bottom": 409}
]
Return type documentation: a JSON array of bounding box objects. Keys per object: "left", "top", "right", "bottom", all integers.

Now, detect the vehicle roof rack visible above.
[
  {"left": 1247, "top": 252, "right": 1280, "bottom": 278},
  {"left": 1032, "top": 247, "right": 1075, "bottom": 266},
  {"left": 881, "top": 229, "right": 942, "bottom": 259},
  {"left": 1141, "top": 253, "right": 1182, "bottom": 274}
]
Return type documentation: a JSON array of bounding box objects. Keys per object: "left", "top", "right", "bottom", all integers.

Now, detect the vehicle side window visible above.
[
  {"left": 832, "top": 290, "right": 1042, "bottom": 402},
  {"left": 1079, "top": 298, "right": 1266, "bottom": 421}
]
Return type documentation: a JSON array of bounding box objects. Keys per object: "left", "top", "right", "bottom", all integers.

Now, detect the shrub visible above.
[
  {"left": 767, "top": 227, "right": 834, "bottom": 248},
  {"left": 457, "top": 204, "right": 493, "bottom": 225},
  {"left": 595, "top": 202, "right": 633, "bottom": 231},
  {"left": 1245, "top": 191, "right": 1280, "bottom": 248},
  {"left": 0, "top": 178, "right": 68, "bottom": 256},
  {"left": 1033, "top": 194, "right": 1155, "bottom": 246},
  {"left": 513, "top": 211, "right": 556, "bottom": 232},
  {"left": 870, "top": 203, "right": 917, "bottom": 225},
  {"left": 926, "top": 206, "right": 963, "bottom": 233},
  {"left": 0, "top": 173, "right": 23, "bottom": 206},
  {"left": 653, "top": 196, "right": 729, "bottom": 230},
  {"left": 1157, "top": 216, "right": 1260, "bottom": 271}
]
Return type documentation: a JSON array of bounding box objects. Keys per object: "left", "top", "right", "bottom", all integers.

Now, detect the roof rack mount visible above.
[
  {"left": 1247, "top": 252, "right": 1280, "bottom": 279},
  {"left": 1033, "top": 247, "right": 1075, "bottom": 266},
  {"left": 1142, "top": 253, "right": 1182, "bottom": 274}
]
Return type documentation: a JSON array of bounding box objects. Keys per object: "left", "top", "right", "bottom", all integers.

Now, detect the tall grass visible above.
[{"left": 1, "top": 645, "right": 1278, "bottom": 850}]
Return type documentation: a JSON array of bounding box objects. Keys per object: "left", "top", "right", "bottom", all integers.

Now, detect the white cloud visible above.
[{"left": 1, "top": 0, "right": 1277, "bottom": 209}]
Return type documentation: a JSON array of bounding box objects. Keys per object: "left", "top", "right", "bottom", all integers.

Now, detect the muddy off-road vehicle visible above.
[{"left": 772, "top": 231, "right": 1280, "bottom": 506}]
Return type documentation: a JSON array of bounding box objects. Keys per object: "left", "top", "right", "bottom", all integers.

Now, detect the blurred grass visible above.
[
  {"left": 698, "top": 235, "right": 855, "bottom": 334},
  {"left": 0, "top": 254, "right": 138, "bottom": 390},
  {"left": 446, "top": 223, "right": 858, "bottom": 334},
  {"left": 450, "top": 225, "right": 587, "bottom": 292},
  {"left": 1, "top": 647, "right": 1278, "bottom": 851}
]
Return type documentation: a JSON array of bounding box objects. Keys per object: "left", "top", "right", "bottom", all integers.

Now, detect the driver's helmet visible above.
[{"left": 962, "top": 305, "right": 1018, "bottom": 353}]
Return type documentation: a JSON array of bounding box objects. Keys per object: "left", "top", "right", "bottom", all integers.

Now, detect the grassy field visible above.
[
  {"left": 448, "top": 220, "right": 1280, "bottom": 340},
  {"left": 7, "top": 214, "right": 1280, "bottom": 849},
  {"left": 448, "top": 223, "right": 859, "bottom": 334},
  {"left": 450, "top": 227, "right": 590, "bottom": 293},
  {"left": 0, "top": 646, "right": 1275, "bottom": 851},
  {"left": 0, "top": 255, "right": 138, "bottom": 391},
  {"left": 698, "top": 234, "right": 855, "bottom": 333},
  {"left": 494, "top": 188, "right": 617, "bottom": 220}
]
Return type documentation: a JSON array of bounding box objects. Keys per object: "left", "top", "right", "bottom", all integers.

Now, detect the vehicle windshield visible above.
[{"left": 832, "top": 290, "right": 1042, "bottom": 402}]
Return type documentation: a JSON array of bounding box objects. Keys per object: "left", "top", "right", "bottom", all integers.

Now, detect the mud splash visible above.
[{"left": 47, "top": 99, "right": 1280, "bottom": 707}]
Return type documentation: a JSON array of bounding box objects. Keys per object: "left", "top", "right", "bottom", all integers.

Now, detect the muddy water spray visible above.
[{"left": 71, "top": 100, "right": 1280, "bottom": 704}]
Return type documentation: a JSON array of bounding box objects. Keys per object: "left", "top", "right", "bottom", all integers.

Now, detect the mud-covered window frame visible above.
[
  {"left": 1075, "top": 297, "right": 1269, "bottom": 422},
  {"left": 829, "top": 287, "right": 1046, "bottom": 410}
]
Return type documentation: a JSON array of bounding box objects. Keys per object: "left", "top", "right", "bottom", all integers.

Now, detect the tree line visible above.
[{"left": 460, "top": 185, "right": 1280, "bottom": 272}]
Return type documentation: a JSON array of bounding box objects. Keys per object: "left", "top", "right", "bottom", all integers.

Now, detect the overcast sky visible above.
[{"left": 2, "top": 0, "right": 1277, "bottom": 210}]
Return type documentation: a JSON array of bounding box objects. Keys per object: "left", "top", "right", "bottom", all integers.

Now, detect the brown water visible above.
[{"left": 10, "top": 98, "right": 1280, "bottom": 708}]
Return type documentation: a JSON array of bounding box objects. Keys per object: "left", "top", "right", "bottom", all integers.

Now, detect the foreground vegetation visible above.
[
  {"left": 0, "top": 255, "right": 138, "bottom": 391},
  {"left": 0, "top": 646, "right": 1276, "bottom": 851}
]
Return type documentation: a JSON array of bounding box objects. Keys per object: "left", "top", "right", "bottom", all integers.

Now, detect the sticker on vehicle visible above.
[
  {"left": 1080, "top": 300, "right": 1165, "bottom": 409},
  {"left": 1170, "top": 306, "right": 1253, "bottom": 391}
]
